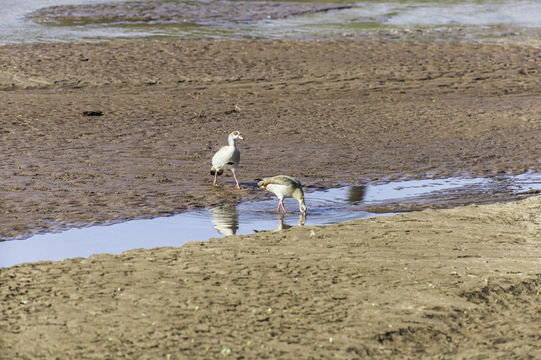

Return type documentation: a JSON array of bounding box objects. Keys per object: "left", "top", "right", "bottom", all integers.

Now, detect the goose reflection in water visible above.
[
  {"left": 210, "top": 204, "right": 305, "bottom": 236},
  {"left": 210, "top": 205, "right": 239, "bottom": 236},
  {"left": 347, "top": 185, "right": 366, "bottom": 204},
  {"left": 273, "top": 213, "right": 305, "bottom": 232}
]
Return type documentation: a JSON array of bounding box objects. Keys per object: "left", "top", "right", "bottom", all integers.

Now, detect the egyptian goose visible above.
[
  {"left": 258, "top": 175, "right": 307, "bottom": 214},
  {"left": 210, "top": 131, "right": 243, "bottom": 189}
]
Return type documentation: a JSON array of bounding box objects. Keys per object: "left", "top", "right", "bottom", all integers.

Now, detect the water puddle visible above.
[
  {"left": 1, "top": 173, "right": 540, "bottom": 268},
  {"left": 0, "top": 0, "right": 127, "bottom": 45}
]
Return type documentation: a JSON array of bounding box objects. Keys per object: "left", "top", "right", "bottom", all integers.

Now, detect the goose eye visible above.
[{"left": 233, "top": 131, "right": 239, "bottom": 135}]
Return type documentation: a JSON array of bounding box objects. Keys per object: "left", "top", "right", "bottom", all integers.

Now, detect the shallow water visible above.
[
  {"left": 1, "top": 173, "right": 539, "bottom": 268},
  {"left": 4, "top": 0, "right": 541, "bottom": 44},
  {"left": 0, "top": 0, "right": 126, "bottom": 44}
]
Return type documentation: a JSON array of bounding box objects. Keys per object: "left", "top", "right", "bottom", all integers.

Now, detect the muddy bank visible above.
[
  {"left": 2, "top": 194, "right": 541, "bottom": 358},
  {"left": 0, "top": 40, "right": 540, "bottom": 239}
]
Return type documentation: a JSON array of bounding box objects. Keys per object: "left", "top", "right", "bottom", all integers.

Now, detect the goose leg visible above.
[
  {"left": 280, "top": 200, "right": 287, "bottom": 214},
  {"left": 233, "top": 173, "right": 240, "bottom": 190}
]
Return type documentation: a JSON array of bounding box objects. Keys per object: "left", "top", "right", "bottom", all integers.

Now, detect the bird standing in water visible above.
[
  {"left": 258, "top": 175, "right": 307, "bottom": 215},
  {"left": 210, "top": 131, "right": 243, "bottom": 189}
]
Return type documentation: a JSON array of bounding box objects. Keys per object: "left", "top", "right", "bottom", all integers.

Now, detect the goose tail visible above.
[{"left": 210, "top": 167, "right": 224, "bottom": 176}]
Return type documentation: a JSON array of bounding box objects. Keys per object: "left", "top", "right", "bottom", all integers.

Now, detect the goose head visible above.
[{"left": 228, "top": 130, "right": 244, "bottom": 145}]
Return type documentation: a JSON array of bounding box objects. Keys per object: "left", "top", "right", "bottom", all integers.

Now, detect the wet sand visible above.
[
  {"left": 1, "top": 39, "right": 541, "bottom": 358},
  {"left": 2, "top": 196, "right": 541, "bottom": 358}
]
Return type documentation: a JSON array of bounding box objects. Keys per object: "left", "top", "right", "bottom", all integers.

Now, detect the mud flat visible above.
[
  {"left": 1, "top": 39, "right": 541, "bottom": 358},
  {"left": 0, "top": 39, "right": 540, "bottom": 238}
]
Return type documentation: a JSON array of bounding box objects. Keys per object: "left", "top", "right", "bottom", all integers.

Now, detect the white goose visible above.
[
  {"left": 258, "top": 175, "right": 307, "bottom": 214},
  {"left": 210, "top": 130, "right": 243, "bottom": 189}
]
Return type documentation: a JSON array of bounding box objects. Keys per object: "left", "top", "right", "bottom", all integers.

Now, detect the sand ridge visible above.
[{"left": 2, "top": 195, "right": 541, "bottom": 358}]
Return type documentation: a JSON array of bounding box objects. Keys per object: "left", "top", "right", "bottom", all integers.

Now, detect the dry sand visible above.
[{"left": 1, "top": 39, "right": 541, "bottom": 359}]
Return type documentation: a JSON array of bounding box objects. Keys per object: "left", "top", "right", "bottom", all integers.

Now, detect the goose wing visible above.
[
  {"left": 231, "top": 147, "right": 240, "bottom": 165},
  {"left": 212, "top": 145, "right": 237, "bottom": 170},
  {"left": 258, "top": 175, "right": 301, "bottom": 188}
]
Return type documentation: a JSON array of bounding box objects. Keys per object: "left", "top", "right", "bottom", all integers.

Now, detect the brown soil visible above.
[{"left": 1, "top": 39, "right": 541, "bottom": 359}]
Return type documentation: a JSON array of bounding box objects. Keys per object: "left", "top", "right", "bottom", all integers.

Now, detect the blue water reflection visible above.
[{"left": 0, "top": 173, "right": 540, "bottom": 267}]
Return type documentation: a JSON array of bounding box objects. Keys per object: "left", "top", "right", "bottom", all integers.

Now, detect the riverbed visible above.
[{"left": 1, "top": 2, "right": 541, "bottom": 359}]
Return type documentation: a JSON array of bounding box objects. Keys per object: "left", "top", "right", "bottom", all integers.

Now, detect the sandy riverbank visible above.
[{"left": 2, "top": 196, "right": 541, "bottom": 358}]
